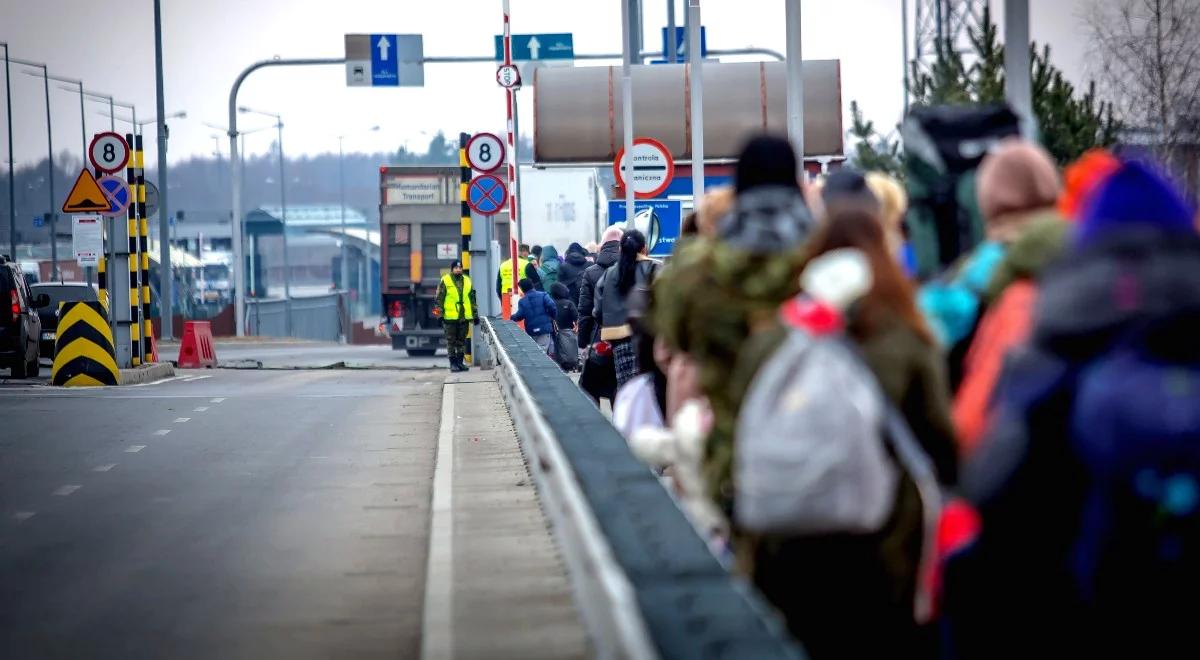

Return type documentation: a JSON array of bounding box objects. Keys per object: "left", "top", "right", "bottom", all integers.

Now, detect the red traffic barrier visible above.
[{"left": 177, "top": 321, "right": 217, "bottom": 368}]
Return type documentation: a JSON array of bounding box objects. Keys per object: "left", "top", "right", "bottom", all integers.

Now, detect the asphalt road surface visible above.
[
  {"left": 1, "top": 369, "right": 442, "bottom": 658},
  {"left": 158, "top": 340, "right": 447, "bottom": 370}
]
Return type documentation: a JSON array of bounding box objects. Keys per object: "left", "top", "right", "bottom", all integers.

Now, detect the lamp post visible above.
[
  {"left": 1, "top": 43, "right": 14, "bottom": 258},
  {"left": 10, "top": 58, "right": 57, "bottom": 278},
  {"left": 338, "top": 125, "right": 379, "bottom": 320},
  {"left": 239, "top": 106, "right": 291, "bottom": 336}
]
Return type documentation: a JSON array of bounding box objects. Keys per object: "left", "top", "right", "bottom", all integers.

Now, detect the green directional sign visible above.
[{"left": 493, "top": 33, "right": 574, "bottom": 62}]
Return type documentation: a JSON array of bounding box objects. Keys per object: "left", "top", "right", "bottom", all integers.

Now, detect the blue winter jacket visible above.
[{"left": 511, "top": 290, "right": 558, "bottom": 337}]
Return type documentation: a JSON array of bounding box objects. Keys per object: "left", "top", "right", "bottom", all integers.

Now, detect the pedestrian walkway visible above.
[{"left": 422, "top": 372, "right": 589, "bottom": 660}]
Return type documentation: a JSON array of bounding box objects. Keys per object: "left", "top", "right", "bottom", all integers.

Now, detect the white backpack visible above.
[{"left": 735, "top": 328, "right": 940, "bottom": 539}]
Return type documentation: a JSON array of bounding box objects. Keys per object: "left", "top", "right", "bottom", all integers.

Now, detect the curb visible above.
[{"left": 118, "top": 362, "right": 176, "bottom": 386}]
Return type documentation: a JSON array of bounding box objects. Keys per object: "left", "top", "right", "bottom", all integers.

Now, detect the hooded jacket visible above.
[
  {"left": 558, "top": 243, "right": 590, "bottom": 304},
  {"left": 538, "top": 245, "right": 561, "bottom": 288},
  {"left": 578, "top": 240, "right": 620, "bottom": 348}
]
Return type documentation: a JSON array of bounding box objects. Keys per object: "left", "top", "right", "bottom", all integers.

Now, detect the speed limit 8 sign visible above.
[
  {"left": 466, "top": 133, "right": 505, "bottom": 173},
  {"left": 89, "top": 132, "right": 130, "bottom": 174}
]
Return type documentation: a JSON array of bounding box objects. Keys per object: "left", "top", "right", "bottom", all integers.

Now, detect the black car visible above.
[
  {"left": 31, "top": 282, "right": 99, "bottom": 358},
  {"left": 0, "top": 256, "right": 49, "bottom": 378}
]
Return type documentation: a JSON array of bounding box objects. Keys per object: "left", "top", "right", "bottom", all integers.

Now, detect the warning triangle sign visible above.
[{"left": 62, "top": 168, "right": 111, "bottom": 213}]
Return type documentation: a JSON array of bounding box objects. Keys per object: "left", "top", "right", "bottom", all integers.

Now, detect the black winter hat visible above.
[{"left": 735, "top": 135, "right": 800, "bottom": 193}]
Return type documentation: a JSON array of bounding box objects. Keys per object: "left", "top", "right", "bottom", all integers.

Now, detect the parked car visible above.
[
  {"left": 31, "top": 282, "right": 99, "bottom": 359},
  {"left": 0, "top": 256, "right": 49, "bottom": 378}
]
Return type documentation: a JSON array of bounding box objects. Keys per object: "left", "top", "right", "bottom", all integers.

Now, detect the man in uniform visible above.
[{"left": 435, "top": 260, "right": 478, "bottom": 372}]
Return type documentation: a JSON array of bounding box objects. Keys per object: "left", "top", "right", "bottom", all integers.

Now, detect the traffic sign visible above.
[
  {"left": 144, "top": 181, "right": 160, "bottom": 219},
  {"left": 608, "top": 199, "right": 682, "bottom": 257},
  {"left": 496, "top": 64, "right": 521, "bottom": 89},
  {"left": 494, "top": 33, "right": 574, "bottom": 62},
  {"left": 96, "top": 175, "right": 132, "bottom": 218},
  {"left": 62, "top": 169, "right": 111, "bottom": 213},
  {"left": 344, "top": 34, "right": 424, "bottom": 87},
  {"left": 89, "top": 132, "right": 129, "bottom": 174},
  {"left": 614, "top": 137, "right": 675, "bottom": 199},
  {"left": 660, "top": 26, "right": 707, "bottom": 61},
  {"left": 466, "top": 133, "right": 504, "bottom": 173},
  {"left": 467, "top": 175, "right": 508, "bottom": 216},
  {"left": 72, "top": 215, "right": 103, "bottom": 266}
]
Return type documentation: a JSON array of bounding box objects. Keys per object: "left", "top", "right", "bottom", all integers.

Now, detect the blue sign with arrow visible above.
[
  {"left": 371, "top": 34, "right": 399, "bottom": 86},
  {"left": 659, "top": 26, "right": 707, "bottom": 61},
  {"left": 608, "top": 199, "right": 682, "bottom": 258},
  {"left": 493, "top": 33, "right": 574, "bottom": 62}
]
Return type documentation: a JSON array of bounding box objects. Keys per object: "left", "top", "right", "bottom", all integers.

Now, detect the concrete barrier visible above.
[{"left": 482, "top": 318, "right": 805, "bottom": 659}]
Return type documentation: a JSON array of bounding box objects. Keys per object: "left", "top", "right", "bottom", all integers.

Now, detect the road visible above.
[
  {"left": 0, "top": 366, "right": 585, "bottom": 659},
  {"left": 159, "top": 340, "right": 446, "bottom": 370}
]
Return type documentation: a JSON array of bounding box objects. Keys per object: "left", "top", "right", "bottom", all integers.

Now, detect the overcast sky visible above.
[{"left": 2, "top": 0, "right": 1091, "bottom": 170}]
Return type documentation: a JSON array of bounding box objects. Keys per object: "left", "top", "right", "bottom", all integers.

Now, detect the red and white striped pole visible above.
[{"left": 502, "top": 0, "right": 521, "bottom": 315}]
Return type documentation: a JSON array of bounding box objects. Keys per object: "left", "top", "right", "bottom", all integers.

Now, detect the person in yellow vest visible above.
[
  {"left": 495, "top": 244, "right": 541, "bottom": 301},
  {"left": 434, "top": 260, "right": 478, "bottom": 373}
]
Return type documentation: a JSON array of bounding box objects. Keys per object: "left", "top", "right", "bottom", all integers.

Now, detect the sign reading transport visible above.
[{"left": 614, "top": 137, "right": 675, "bottom": 199}]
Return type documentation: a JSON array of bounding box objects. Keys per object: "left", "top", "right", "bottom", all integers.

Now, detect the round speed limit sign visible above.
[
  {"left": 466, "top": 133, "right": 505, "bottom": 173},
  {"left": 89, "top": 132, "right": 130, "bottom": 174}
]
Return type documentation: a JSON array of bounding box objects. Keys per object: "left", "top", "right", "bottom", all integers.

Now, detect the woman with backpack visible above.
[
  {"left": 592, "top": 229, "right": 660, "bottom": 389},
  {"left": 538, "top": 245, "right": 561, "bottom": 288},
  {"left": 802, "top": 208, "right": 959, "bottom": 487}
]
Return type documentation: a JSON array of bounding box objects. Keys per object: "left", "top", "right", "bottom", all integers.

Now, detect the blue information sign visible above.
[
  {"left": 370, "top": 34, "right": 399, "bottom": 86},
  {"left": 608, "top": 199, "right": 682, "bottom": 258},
  {"left": 659, "top": 26, "right": 707, "bottom": 61},
  {"left": 493, "top": 33, "right": 574, "bottom": 61}
]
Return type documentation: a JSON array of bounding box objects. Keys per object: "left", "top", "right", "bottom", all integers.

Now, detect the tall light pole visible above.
[
  {"left": 82, "top": 89, "right": 118, "bottom": 131},
  {"left": 11, "top": 58, "right": 57, "bottom": 278},
  {"left": 785, "top": 0, "right": 804, "bottom": 176},
  {"left": 240, "top": 106, "right": 291, "bottom": 336},
  {"left": 153, "top": 0, "right": 173, "bottom": 341},
  {"left": 1, "top": 43, "right": 14, "bottom": 259},
  {"left": 338, "top": 125, "right": 379, "bottom": 318}
]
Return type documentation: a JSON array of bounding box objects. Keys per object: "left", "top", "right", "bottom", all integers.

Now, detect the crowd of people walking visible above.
[{"left": 496, "top": 129, "right": 1199, "bottom": 658}]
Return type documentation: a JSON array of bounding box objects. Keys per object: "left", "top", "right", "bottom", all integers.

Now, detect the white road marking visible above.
[
  {"left": 181, "top": 375, "right": 212, "bottom": 382},
  {"left": 193, "top": 406, "right": 209, "bottom": 412},
  {"left": 93, "top": 463, "right": 117, "bottom": 472},
  {"left": 174, "top": 417, "right": 190, "bottom": 423},
  {"left": 210, "top": 397, "right": 226, "bottom": 403},
  {"left": 52, "top": 485, "right": 81, "bottom": 496},
  {"left": 421, "top": 383, "right": 455, "bottom": 660},
  {"left": 14, "top": 511, "right": 35, "bottom": 522},
  {"left": 125, "top": 445, "right": 146, "bottom": 453},
  {"left": 154, "top": 429, "right": 171, "bottom": 436}
]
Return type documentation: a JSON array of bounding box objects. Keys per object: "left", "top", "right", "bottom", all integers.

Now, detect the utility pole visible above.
[
  {"left": 688, "top": 0, "right": 704, "bottom": 199},
  {"left": 338, "top": 135, "right": 349, "bottom": 318},
  {"left": 666, "top": 0, "right": 676, "bottom": 63},
  {"left": 621, "top": 0, "right": 636, "bottom": 221},
  {"left": 785, "top": 0, "right": 805, "bottom": 175},
  {"left": 154, "top": 0, "right": 173, "bottom": 340},
  {"left": 2, "top": 43, "right": 14, "bottom": 259},
  {"left": 1004, "top": 0, "right": 1035, "bottom": 138},
  {"left": 275, "top": 117, "right": 292, "bottom": 336}
]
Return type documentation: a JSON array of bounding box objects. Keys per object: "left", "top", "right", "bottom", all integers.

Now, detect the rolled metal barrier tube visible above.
[{"left": 483, "top": 318, "right": 805, "bottom": 660}]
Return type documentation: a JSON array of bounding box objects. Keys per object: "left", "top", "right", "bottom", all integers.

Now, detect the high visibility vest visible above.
[
  {"left": 441, "top": 274, "right": 473, "bottom": 321},
  {"left": 498, "top": 257, "right": 529, "bottom": 294}
]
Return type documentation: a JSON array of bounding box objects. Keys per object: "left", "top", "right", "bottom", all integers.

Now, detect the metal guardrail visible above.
[{"left": 482, "top": 318, "right": 805, "bottom": 660}]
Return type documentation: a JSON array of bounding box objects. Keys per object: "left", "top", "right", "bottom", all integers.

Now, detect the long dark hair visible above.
[
  {"left": 617, "top": 229, "right": 647, "bottom": 296},
  {"left": 802, "top": 208, "right": 935, "bottom": 345}
]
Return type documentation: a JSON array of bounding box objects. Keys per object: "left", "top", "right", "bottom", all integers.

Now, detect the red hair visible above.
[{"left": 803, "top": 209, "right": 935, "bottom": 345}]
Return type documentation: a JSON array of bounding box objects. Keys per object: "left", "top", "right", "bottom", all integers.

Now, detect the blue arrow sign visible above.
[
  {"left": 660, "top": 26, "right": 707, "bottom": 60},
  {"left": 493, "top": 33, "right": 574, "bottom": 62},
  {"left": 608, "top": 199, "right": 682, "bottom": 257},
  {"left": 371, "top": 34, "right": 399, "bottom": 86},
  {"left": 33, "top": 215, "right": 43, "bottom": 228}
]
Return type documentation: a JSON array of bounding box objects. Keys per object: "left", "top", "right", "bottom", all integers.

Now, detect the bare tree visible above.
[{"left": 1085, "top": 0, "right": 1200, "bottom": 168}]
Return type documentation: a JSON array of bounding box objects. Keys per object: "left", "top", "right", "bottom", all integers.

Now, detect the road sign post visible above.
[
  {"left": 89, "top": 132, "right": 130, "bottom": 174},
  {"left": 72, "top": 214, "right": 103, "bottom": 266},
  {"left": 614, "top": 137, "right": 675, "bottom": 199},
  {"left": 466, "top": 133, "right": 505, "bottom": 173},
  {"left": 467, "top": 175, "right": 508, "bottom": 216},
  {"left": 660, "top": 25, "right": 707, "bottom": 60},
  {"left": 608, "top": 199, "right": 682, "bottom": 257},
  {"left": 492, "top": 33, "right": 574, "bottom": 62}
]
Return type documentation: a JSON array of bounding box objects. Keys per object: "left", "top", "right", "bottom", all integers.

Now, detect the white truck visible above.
[{"left": 514, "top": 167, "right": 607, "bottom": 250}]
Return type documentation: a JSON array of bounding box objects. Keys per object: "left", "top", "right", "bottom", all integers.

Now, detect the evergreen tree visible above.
[{"left": 847, "top": 101, "right": 903, "bottom": 177}]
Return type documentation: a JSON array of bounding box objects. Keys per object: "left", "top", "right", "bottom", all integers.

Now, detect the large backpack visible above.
[
  {"left": 1068, "top": 340, "right": 1200, "bottom": 610},
  {"left": 902, "top": 104, "right": 1020, "bottom": 280}
]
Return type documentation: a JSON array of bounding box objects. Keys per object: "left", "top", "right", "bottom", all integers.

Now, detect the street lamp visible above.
[
  {"left": 9, "top": 57, "right": 58, "bottom": 278},
  {"left": 1, "top": 42, "right": 14, "bottom": 259},
  {"left": 338, "top": 125, "right": 379, "bottom": 320},
  {"left": 238, "top": 106, "right": 291, "bottom": 336}
]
